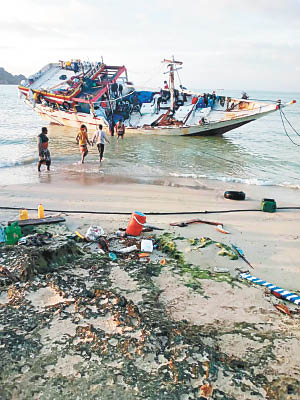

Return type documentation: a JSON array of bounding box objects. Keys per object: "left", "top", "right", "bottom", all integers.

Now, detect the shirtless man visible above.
[
  {"left": 37, "top": 127, "right": 51, "bottom": 172},
  {"left": 76, "top": 124, "right": 91, "bottom": 163}
]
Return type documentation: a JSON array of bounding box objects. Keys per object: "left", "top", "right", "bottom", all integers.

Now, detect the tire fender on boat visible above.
[{"left": 62, "top": 101, "right": 71, "bottom": 111}]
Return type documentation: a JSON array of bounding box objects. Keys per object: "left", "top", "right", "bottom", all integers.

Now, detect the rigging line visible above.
[
  {"left": 176, "top": 68, "right": 182, "bottom": 87},
  {"left": 280, "top": 109, "right": 300, "bottom": 147},
  {"left": 281, "top": 108, "right": 300, "bottom": 137}
]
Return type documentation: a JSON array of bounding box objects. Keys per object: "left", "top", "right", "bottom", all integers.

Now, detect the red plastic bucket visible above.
[{"left": 126, "top": 211, "right": 146, "bottom": 236}]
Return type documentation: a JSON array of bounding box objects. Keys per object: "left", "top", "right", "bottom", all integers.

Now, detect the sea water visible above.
[{"left": 0, "top": 85, "right": 299, "bottom": 189}]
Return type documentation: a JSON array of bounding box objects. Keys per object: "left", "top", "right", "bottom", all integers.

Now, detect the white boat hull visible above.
[{"left": 26, "top": 100, "right": 278, "bottom": 136}]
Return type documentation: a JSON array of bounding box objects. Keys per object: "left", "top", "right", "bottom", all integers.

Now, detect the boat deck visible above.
[{"left": 29, "top": 66, "right": 75, "bottom": 92}]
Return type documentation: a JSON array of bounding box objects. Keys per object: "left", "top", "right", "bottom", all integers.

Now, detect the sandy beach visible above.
[
  {"left": 1, "top": 172, "right": 300, "bottom": 290},
  {"left": 1, "top": 174, "right": 300, "bottom": 399}
]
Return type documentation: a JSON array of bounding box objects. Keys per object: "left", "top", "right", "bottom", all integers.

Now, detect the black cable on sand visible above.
[{"left": 0, "top": 206, "right": 299, "bottom": 215}]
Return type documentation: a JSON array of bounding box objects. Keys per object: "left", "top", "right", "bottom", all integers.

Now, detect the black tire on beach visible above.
[{"left": 224, "top": 191, "right": 246, "bottom": 200}]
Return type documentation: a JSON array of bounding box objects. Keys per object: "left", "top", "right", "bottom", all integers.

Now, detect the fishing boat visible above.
[{"left": 18, "top": 58, "right": 296, "bottom": 136}]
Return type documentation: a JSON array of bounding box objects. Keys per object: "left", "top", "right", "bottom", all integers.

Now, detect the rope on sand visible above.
[{"left": 0, "top": 206, "right": 300, "bottom": 215}]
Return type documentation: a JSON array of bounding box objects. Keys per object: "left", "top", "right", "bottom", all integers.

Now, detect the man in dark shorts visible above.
[
  {"left": 92, "top": 124, "right": 110, "bottom": 163},
  {"left": 116, "top": 119, "right": 125, "bottom": 141},
  {"left": 37, "top": 127, "right": 51, "bottom": 172}
]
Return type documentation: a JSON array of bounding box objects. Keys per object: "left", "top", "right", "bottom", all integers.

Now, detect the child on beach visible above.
[
  {"left": 76, "top": 124, "right": 91, "bottom": 164},
  {"left": 92, "top": 124, "right": 110, "bottom": 163}
]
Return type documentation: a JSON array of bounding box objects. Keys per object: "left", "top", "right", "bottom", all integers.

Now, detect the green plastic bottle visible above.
[{"left": 5, "top": 222, "right": 22, "bottom": 245}]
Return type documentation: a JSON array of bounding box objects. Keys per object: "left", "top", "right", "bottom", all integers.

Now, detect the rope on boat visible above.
[{"left": 279, "top": 108, "right": 300, "bottom": 146}]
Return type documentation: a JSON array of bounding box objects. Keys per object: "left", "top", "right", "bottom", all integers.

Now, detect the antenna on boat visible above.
[{"left": 162, "top": 56, "right": 183, "bottom": 111}]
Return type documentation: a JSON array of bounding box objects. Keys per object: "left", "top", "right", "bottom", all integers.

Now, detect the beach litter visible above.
[
  {"left": 232, "top": 244, "right": 254, "bottom": 269},
  {"left": 1, "top": 224, "right": 299, "bottom": 399},
  {"left": 8, "top": 216, "right": 66, "bottom": 227},
  {"left": 140, "top": 239, "right": 153, "bottom": 253},
  {"left": 240, "top": 272, "right": 300, "bottom": 306},
  {"left": 189, "top": 237, "right": 238, "bottom": 260},
  {"left": 75, "top": 230, "right": 86, "bottom": 241},
  {"left": 118, "top": 245, "right": 138, "bottom": 254},
  {"left": 0, "top": 224, "right": 5, "bottom": 242},
  {"left": 86, "top": 226, "right": 104, "bottom": 241},
  {"left": 109, "top": 251, "right": 117, "bottom": 260},
  {"left": 126, "top": 211, "right": 146, "bottom": 236},
  {"left": 274, "top": 304, "right": 293, "bottom": 317},
  {"left": 214, "top": 267, "right": 230, "bottom": 273},
  {"left": 97, "top": 237, "right": 109, "bottom": 252},
  {"left": 18, "top": 232, "right": 52, "bottom": 246},
  {"left": 170, "top": 218, "right": 230, "bottom": 234}
]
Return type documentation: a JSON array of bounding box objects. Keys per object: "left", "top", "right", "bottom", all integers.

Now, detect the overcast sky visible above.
[{"left": 0, "top": 0, "right": 299, "bottom": 91}]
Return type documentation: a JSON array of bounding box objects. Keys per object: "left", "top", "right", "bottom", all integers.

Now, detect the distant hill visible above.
[{"left": 0, "top": 67, "right": 26, "bottom": 85}]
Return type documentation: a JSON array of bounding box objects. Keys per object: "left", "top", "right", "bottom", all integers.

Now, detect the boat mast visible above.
[{"left": 162, "top": 56, "right": 183, "bottom": 111}]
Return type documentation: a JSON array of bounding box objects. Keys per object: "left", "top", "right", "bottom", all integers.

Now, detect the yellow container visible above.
[
  {"left": 38, "top": 204, "right": 45, "bottom": 219},
  {"left": 19, "top": 209, "right": 29, "bottom": 220}
]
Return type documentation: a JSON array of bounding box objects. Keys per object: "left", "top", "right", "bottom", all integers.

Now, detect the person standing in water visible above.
[
  {"left": 76, "top": 124, "right": 91, "bottom": 163},
  {"left": 115, "top": 119, "right": 125, "bottom": 141},
  {"left": 37, "top": 127, "right": 51, "bottom": 172},
  {"left": 92, "top": 124, "right": 110, "bottom": 163}
]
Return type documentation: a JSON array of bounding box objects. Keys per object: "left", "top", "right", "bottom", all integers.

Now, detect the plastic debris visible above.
[
  {"left": 109, "top": 252, "right": 117, "bottom": 261},
  {"left": 214, "top": 267, "right": 229, "bottom": 273},
  {"left": 216, "top": 243, "right": 238, "bottom": 260},
  {"left": 240, "top": 272, "right": 300, "bottom": 306},
  {"left": 17, "top": 232, "right": 52, "bottom": 246},
  {"left": 98, "top": 237, "right": 109, "bottom": 252},
  {"left": 216, "top": 225, "right": 230, "bottom": 234},
  {"left": 232, "top": 244, "right": 254, "bottom": 269},
  {"left": 118, "top": 245, "right": 138, "bottom": 254},
  {"left": 199, "top": 382, "right": 213, "bottom": 398},
  {"left": 143, "top": 223, "right": 163, "bottom": 230},
  {"left": 141, "top": 239, "right": 153, "bottom": 253},
  {"left": 274, "top": 304, "right": 292, "bottom": 317},
  {"left": 138, "top": 253, "right": 150, "bottom": 258},
  {"left": 86, "top": 226, "right": 104, "bottom": 241},
  {"left": 116, "top": 230, "right": 126, "bottom": 238},
  {"left": 0, "top": 225, "right": 6, "bottom": 243},
  {"left": 160, "top": 258, "right": 167, "bottom": 265},
  {"left": 75, "top": 230, "right": 86, "bottom": 240}
]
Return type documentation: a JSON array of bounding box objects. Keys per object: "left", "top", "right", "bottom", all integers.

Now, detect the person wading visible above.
[
  {"left": 37, "top": 127, "right": 51, "bottom": 172},
  {"left": 92, "top": 124, "right": 110, "bottom": 163},
  {"left": 116, "top": 119, "right": 125, "bottom": 141},
  {"left": 76, "top": 124, "right": 91, "bottom": 163}
]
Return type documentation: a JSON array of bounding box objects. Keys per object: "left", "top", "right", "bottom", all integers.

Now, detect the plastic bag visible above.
[{"left": 86, "top": 226, "right": 104, "bottom": 241}]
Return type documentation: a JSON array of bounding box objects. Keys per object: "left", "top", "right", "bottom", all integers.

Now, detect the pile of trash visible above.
[{"left": 0, "top": 211, "right": 299, "bottom": 399}]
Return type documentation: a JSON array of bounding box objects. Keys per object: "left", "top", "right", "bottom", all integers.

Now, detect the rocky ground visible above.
[{"left": 0, "top": 223, "right": 299, "bottom": 399}]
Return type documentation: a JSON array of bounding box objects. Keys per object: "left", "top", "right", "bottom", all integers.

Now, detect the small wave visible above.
[
  {"left": 0, "top": 157, "right": 36, "bottom": 169},
  {"left": 169, "top": 172, "right": 275, "bottom": 186},
  {"left": 279, "top": 182, "right": 300, "bottom": 190},
  {"left": 169, "top": 172, "right": 206, "bottom": 179},
  {"left": 215, "top": 176, "right": 274, "bottom": 186},
  {"left": 169, "top": 171, "right": 300, "bottom": 190}
]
